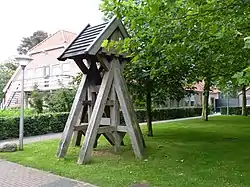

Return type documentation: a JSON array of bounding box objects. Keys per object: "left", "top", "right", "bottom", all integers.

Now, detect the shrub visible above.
[
  {"left": 221, "top": 107, "right": 250, "bottom": 115},
  {"left": 133, "top": 107, "right": 203, "bottom": 123},
  {"left": 29, "top": 85, "right": 44, "bottom": 113},
  {"left": 0, "top": 107, "right": 203, "bottom": 140},
  {"left": 0, "top": 113, "right": 68, "bottom": 140},
  {"left": 44, "top": 88, "right": 76, "bottom": 112}
]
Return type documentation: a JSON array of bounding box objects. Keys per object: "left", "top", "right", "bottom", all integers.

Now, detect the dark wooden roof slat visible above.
[
  {"left": 78, "top": 31, "right": 102, "bottom": 40},
  {"left": 65, "top": 44, "right": 89, "bottom": 54},
  {"left": 82, "top": 27, "right": 106, "bottom": 36},
  {"left": 68, "top": 42, "right": 93, "bottom": 51},
  {"left": 72, "top": 36, "right": 96, "bottom": 45},
  {"left": 71, "top": 40, "right": 94, "bottom": 48},
  {"left": 85, "top": 22, "right": 108, "bottom": 32},
  {"left": 58, "top": 17, "right": 129, "bottom": 60}
]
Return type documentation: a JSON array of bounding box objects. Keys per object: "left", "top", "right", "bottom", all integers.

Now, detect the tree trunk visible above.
[
  {"left": 146, "top": 88, "right": 153, "bottom": 137},
  {"left": 242, "top": 86, "right": 247, "bottom": 116},
  {"left": 202, "top": 79, "right": 210, "bottom": 121}
]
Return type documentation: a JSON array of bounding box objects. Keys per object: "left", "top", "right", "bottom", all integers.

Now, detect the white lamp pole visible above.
[{"left": 15, "top": 55, "right": 33, "bottom": 151}]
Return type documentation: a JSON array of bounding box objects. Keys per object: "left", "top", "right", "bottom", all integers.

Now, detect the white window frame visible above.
[
  {"left": 62, "top": 63, "right": 70, "bottom": 74},
  {"left": 52, "top": 64, "right": 61, "bottom": 76}
]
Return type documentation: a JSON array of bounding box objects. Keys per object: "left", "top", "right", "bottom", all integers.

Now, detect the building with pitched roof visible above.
[{"left": 1, "top": 30, "right": 81, "bottom": 108}]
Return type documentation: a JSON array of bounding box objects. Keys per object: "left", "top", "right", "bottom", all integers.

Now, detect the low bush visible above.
[
  {"left": 0, "top": 107, "right": 203, "bottom": 140},
  {"left": 221, "top": 107, "right": 250, "bottom": 115},
  {"left": 133, "top": 107, "right": 203, "bottom": 123},
  {"left": 0, "top": 113, "right": 68, "bottom": 140}
]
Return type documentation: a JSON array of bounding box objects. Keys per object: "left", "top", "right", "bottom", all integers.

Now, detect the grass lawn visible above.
[{"left": 1, "top": 116, "right": 250, "bottom": 187}]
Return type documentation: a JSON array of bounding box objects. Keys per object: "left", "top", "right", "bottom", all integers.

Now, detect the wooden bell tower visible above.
[{"left": 57, "top": 17, "right": 145, "bottom": 164}]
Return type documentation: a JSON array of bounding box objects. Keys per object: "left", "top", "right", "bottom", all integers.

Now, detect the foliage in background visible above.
[
  {"left": 221, "top": 107, "right": 250, "bottom": 116},
  {"left": 232, "top": 67, "right": 250, "bottom": 115},
  {"left": 100, "top": 0, "right": 250, "bottom": 124},
  {"left": 17, "top": 30, "right": 48, "bottom": 54},
  {"left": 44, "top": 88, "right": 76, "bottom": 113},
  {"left": 0, "top": 107, "right": 203, "bottom": 140},
  {"left": 0, "top": 59, "right": 18, "bottom": 101},
  {"left": 0, "top": 112, "right": 68, "bottom": 140},
  {"left": 29, "top": 85, "right": 44, "bottom": 113}
]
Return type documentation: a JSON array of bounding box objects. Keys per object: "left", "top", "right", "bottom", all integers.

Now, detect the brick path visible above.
[{"left": 0, "top": 160, "right": 96, "bottom": 187}]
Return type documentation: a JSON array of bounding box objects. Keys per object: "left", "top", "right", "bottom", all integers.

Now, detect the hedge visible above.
[
  {"left": 0, "top": 113, "right": 68, "bottom": 140},
  {"left": 0, "top": 107, "right": 203, "bottom": 140},
  {"left": 220, "top": 107, "right": 250, "bottom": 115}
]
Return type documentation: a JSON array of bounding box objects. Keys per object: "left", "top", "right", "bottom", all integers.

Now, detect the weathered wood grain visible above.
[
  {"left": 77, "top": 63, "right": 114, "bottom": 164},
  {"left": 56, "top": 74, "right": 88, "bottom": 158}
]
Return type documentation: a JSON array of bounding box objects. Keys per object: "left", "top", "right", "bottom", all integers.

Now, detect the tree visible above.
[
  {"left": 0, "top": 59, "right": 18, "bottom": 102},
  {"left": 17, "top": 30, "right": 48, "bottom": 54},
  {"left": 101, "top": 0, "right": 195, "bottom": 135},
  {"left": 29, "top": 85, "right": 44, "bottom": 113},
  {"left": 44, "top": 88, "right": 76, "bottom": 113},
  {"left": 101, "top": 0, "right": 250, "bottom": 122},
  {"left": 233, "top": 67, "right": 250, "bottom": 116}
]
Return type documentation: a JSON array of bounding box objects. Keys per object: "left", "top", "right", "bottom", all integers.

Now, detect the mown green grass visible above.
[{"left": 1, "top": 116, "right": 250, "bottom": 187}]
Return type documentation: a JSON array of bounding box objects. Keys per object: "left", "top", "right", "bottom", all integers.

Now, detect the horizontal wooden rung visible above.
[
  {"left": 74, "top": 123, "right": 88, "bottom": 131},
  {"left": 74, "top": 118, "right": 111, "bottom": 131},
  {"left": 82, "top": 100, "right": 114, "bottom": 106},
  {"left": 106, "top": 100, "right": 115, "bottom": 106},
  {"left": 98, "top": 126, "right": 115, "bottom": 134},
  {"left": 117, "top": 126, "right": 127, "bottom": 132},
  {"left": 100, "top": 117, "right": 110, "bottom": 125},
  {"left": 89, "top": 85, "right": 100, "bottom": 93},
  {"left": 82, "top": 100, "right": 92, "bottom": 105}
]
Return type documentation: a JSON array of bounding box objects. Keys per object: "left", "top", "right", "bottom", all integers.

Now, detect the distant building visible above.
[
  {"left": 238, "top": 87, "right": 250, "bottom": 106},
  {"left": 1, "top": 30, "right": 81, "bottom": 108}
]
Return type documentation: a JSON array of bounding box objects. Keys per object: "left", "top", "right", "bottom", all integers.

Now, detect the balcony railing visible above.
[{"left": 13, "top": 75, "right": 74, "bottom": 92}]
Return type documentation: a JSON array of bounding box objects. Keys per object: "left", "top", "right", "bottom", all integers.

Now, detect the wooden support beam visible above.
[
  {"left": 71, "top": 103, "right": 88, "bottom": 147},
  {"left": 97, "top": 54, "right": 110, "bottom": 71},
  {"left": 77, "top": 63, "right": 114, "bottom": 164},
  {"left": 110, "top": 73, "right": 121, "bottom": 152},
  {"left": 117, "top": 126, "right": 127, "bottom": 132},
  {"left": 73, "top": 57, "right": 89, "bottom": 74},
  {"left": 71, "top": 131, "right": 83, "bottom": 146},
  {"left": 103, "top": 132, "right": 115, "bottom": 146},
  {"left": 82, "top": 100, "right": 114, "bottom": 106},
  {"left": 100, "top": 117, "right": 111, "bottom": 125},
  {"left": 57, "top": 74, "right": 88, "bottom": 158},
  {"left": 74, "top": 123, "right": 88, "bottom": 131},
  {"left": 94, "top": 134, "right": 101, "bottom": 148},
  {"left": 114, "top": 58, "right": 145, "bottom": 159},
  {"left": 98, "top": 126, "right": 115, "bottom": 134}
]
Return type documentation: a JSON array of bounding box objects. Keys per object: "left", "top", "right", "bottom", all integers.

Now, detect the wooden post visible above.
[
  {"left": 77, "top": 63, "right": 114, "bottom": 164},
  {"left": 110, "top": 82, "right": 121, "bottom": 152},
  {"left": 57, "top": 74, "right": 88, "bottom": 158},
  {"left": 113, "top": 58, "right": 145, "bottom": 159}
]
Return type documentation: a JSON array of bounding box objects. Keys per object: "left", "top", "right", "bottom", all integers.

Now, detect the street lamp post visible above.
[{"left": 15, "top": 55, "right": 33, "bottom": 151}]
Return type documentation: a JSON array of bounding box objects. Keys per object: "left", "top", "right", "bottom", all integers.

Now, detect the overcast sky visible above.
[{"left": 0, "top": 0, "right": 103, "bottom": 62}]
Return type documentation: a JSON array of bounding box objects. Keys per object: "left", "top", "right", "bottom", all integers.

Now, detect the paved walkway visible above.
[
  {"left": 0, "top": 160, "right": 95, "bottom": 187},
  {"left": 0, "top": 113, "right": 221, "bottom": 145}
]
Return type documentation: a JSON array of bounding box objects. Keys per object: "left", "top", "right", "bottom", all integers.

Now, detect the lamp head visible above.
[{"left": 15, "top": 55, "right": 33, "bottom": 68}]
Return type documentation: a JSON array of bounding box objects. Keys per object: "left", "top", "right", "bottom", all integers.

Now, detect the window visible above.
[
  {"left": 35, "top": 68, "right": 43, "bottom": 78},
  {"left": 26, "top": 69, "right": 33, "bottom": 79},
  {"left": 62, "top": 63, "right": 70, "bottom": 73},
  {"left": 52, "top": 64, "right": 61, "bottom": 76}
]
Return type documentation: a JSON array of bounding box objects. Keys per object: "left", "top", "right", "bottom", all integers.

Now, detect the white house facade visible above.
[{"left": 1, "top": 30, "right": 81, "bottom": 108}]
